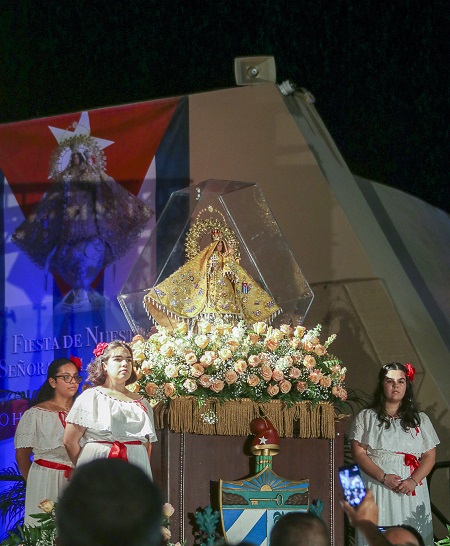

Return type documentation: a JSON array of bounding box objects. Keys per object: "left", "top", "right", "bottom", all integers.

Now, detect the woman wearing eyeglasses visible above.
[
  {"left": 14, "top": 357, "right": 82, "bottom": 525},
  {"left": 64, "top": 341, "right": 156, "bottom": 478}
]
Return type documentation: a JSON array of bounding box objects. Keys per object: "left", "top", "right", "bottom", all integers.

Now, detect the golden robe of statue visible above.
[{"left": 143, "top": 236, "right": 280, "bottom": 328}]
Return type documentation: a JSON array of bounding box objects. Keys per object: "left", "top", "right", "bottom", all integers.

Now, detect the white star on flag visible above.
[{"left": 259, "top": 436, "right": 267, "bottom": 445}]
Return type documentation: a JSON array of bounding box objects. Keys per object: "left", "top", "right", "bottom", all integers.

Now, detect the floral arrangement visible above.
[
  {"left": 0, "top": 499, "right": 56, "bottom": 546},
  {"left": 130, "top": 320, "right": 347, "bottom": 406}
]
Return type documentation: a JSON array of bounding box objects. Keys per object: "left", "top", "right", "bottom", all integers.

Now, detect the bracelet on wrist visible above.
[
  {"left": 409, "top": 476, "right": 419, "bottom": 486},
  {"left": 380, "top": 473, "right": 387, "bottom": 484}
]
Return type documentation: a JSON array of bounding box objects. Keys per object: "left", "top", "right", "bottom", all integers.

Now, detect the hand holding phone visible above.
[{"left": 338, "top": 464, "right": 367, "bottom": 508}]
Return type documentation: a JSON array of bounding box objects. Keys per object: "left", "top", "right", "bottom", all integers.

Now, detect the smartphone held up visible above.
[{"left": 338, "top": 464, "right": 367, "bottom": 508}]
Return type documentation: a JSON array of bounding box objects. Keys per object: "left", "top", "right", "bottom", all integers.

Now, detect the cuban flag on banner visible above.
[{"left": 0, "top": 95, "right": 189, "bottom": 390}]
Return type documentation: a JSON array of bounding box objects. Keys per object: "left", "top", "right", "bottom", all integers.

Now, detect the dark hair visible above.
[
  {"left": 396, "top": 524, "right": 425, "bottom": 546},
  {"left": 370, "top": 362, "right": 420, "bottom": 431},
  {"left": 87, "top": 341, "right": 137, "bottom": 386},
  {"left": 270, "top": 512, "right": 330, "bottom": 546},
  {"left": 56, "top": 459, "right": 163, "bottom": 546},
  {"left": 32, "top": 358, "right": 77, "bottom": 406}
]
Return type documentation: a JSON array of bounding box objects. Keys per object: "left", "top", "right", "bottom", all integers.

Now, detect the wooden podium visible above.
[{"left": 151, "top": 411, "right": 345, "bottom": 545}]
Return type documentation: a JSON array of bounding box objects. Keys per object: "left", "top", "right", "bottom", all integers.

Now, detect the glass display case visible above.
[{"left": 118, "top": 179, "right": 313, "bottom": 335}]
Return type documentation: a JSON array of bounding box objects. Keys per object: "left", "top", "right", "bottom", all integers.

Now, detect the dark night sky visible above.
[{"left": 1, "top": 0, "right": 448, "bottom": 211}]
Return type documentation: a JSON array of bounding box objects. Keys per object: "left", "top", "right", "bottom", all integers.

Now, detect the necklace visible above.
[{"left": 50, "top": 400, "right": 72, "bottom": 412}]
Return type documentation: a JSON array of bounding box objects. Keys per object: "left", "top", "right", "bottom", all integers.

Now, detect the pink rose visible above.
[
  {"left": 249, "top": 333, "right": 260, "bottom": 345},
  {"left": 311, "top": 336, "right": 320, "bottom": 346},
  {"left": 265, "top": 338, "right": 279, "bottom": 352},
  {"left": 272, "top": 369, "right": 284, "bottom": 382},
  {"left": 248, "top": 355, "right": 260, "bottom": 367},
  {"left": 234, "top": 359, "right": 248, "bottom": 374},
  {"left": 303, "top": 355, "right": 316, "bottom": 369},
  {"left": 296, "top": 381, "right": 307, "bottom": 393},
  {"left": 260, "top": 365, "right": 273, "bottom": 381},
  {"left": 210, "top": 379, "right": 225, "bottom": 393},
  {"left": 309, "top": 370, "right": 323, "bottom": 384},
  {"left": 270, "top": 328, "right": 284, "bottom": 341},
  {"left": 258, "top": 352, "right": 271, "bottom": 364},
  {"left": 314, "top": 344, "right": 326, "bottom": 356},
  {"left": 164, "top": 383, "right": 176, "bottom": 398},
  {"left": 319, "top": 376, "right": 332, "bottom": 388},
  {"left": 303, "top": 340, "right": 314, "bottom": 352},
  {"left": 247, "top": 374, "right": 260, "bottom": 387},
  {"left": 279, "top": 380, "right": 292, "bottom": 394},
  {"left": 289, "top": 367, "right": 301, "bottom": 379},
  {"left": 267, "top": 384, "right": 280, "bottom": 397},
  {"left": 145, "top": 382, "right": 158, "bottom": 397},
  {"left": 199, "top": 374, "right": 212, "bottom": 388},
  {"left": 289, "top": 338, "right": 301, "bottom": 349},
  {"left": 224, "top": 370, "right": 238, "bottom": 384},
  {"left": 190, "top": 363, "right": 205, "bottom": 378},
  {"left": 331, "top": 364, "right": 341, "bottom": 374},
  {"left": 294, "top": 326, "right": 306, "bottom": 338}
]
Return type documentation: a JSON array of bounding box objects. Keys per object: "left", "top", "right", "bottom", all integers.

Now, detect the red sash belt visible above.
[
  {"left": 396, "top": 452, "right": 422, "bottom": 496},
  {"left": 95, "top": 440, "right": 142, "bottom": 462},
  {"left": 34, "top": 459, "right": 73, "bottom": 480}
]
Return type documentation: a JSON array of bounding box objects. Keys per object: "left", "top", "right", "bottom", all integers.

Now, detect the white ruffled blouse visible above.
[{"left": 66, "top": 387, "right": 157, "bottom": 443}]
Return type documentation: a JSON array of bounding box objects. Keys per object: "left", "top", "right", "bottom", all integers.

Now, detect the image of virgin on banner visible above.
[{"left": 12, "top": 132, "right": 153, "bottom": 310}]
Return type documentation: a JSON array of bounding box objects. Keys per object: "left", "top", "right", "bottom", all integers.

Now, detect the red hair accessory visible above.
[
  {"left": 69, "top": 355, "right": 83, "bottom": 371},
  {"left": 93, "top": 342, "right": 108, "bottom": 357},
  {"left": 404, "top": 362, "right": 415, "bottom": 382}
]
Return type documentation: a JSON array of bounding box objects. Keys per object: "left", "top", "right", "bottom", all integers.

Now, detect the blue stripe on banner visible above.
[
  {"left": 223, "top": 508, "right": 244, "bottom": 530},
  {"left": 355, "top": 179, "right": 450, "bottom": 353},
  {"left": 154, "top": 96, "right": 190, "bottom": 271}
]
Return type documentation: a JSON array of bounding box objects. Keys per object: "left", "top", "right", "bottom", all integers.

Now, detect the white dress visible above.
[
  {"left": 14, "top": 407, "right": 74, "bottom": 525},
  {"left": 66, "top": 388, "right": 157, "bottom": 478},
  {"left": 349, "top": 409, "right": 440, "bottom": 546}
]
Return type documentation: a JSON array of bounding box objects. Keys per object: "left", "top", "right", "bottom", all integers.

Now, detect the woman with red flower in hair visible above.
[
  {"left": 64, "top": 341, "right": 156, "bottom": 478},
  {"left": 349, "top": 363, "right": 439, "bottom": 546},
  {"left": 15, "top": 357, "right": 81, "bottom": 524}
]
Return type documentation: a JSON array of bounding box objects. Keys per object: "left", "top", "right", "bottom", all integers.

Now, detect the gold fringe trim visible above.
[{"left": 154, "top": 398, "right": 336, "bottom": 438}]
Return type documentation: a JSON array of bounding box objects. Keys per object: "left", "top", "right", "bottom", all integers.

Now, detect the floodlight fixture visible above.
[{"left": 234, "top": 56, "right": 276, "bottom": 86}]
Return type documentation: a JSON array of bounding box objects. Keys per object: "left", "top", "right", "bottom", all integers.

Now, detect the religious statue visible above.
[{"left": 143, "top": 208, "right": 280, "bottom": 328}]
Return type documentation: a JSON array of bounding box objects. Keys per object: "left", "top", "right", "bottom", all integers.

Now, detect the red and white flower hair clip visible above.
[
  {"left": 404, "top": 362, "right": 416, "bottom": 382},
  {"left": 93, "top": 342, "right": 109, "bottom": 357}
]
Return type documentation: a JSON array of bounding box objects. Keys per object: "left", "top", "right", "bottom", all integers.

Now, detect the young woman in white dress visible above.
[
  {"left": 64, "top": 341, "right": 156, "bottom": 477},
  {"left": 350, "top": 362, "right": 439, "bottom": 546},
  {"left": 14, "top": 358, "right": 81, "bottom": 525}
]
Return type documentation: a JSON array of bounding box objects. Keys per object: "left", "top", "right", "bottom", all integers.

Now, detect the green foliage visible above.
[
  {"left": 193, "top": 506, "right": 222, "bottom": 546},
  {"left": 0, "top": 509, "right": 56, "bottom": 546},
  {"left": 0, "top": 464, "right": 25, "bottom": 536},
  {"left": 435, "top": 525, "right": 450, "bottom": 545}
]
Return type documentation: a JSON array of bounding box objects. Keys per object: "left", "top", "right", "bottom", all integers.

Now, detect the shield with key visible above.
[{"left": 220, "top": 467, "right": 309, "bottom": 545}]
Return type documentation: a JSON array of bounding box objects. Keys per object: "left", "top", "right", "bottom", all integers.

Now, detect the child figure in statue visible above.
[{"left": 143, "top": 216, "right": 280, "bottom": 328}]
